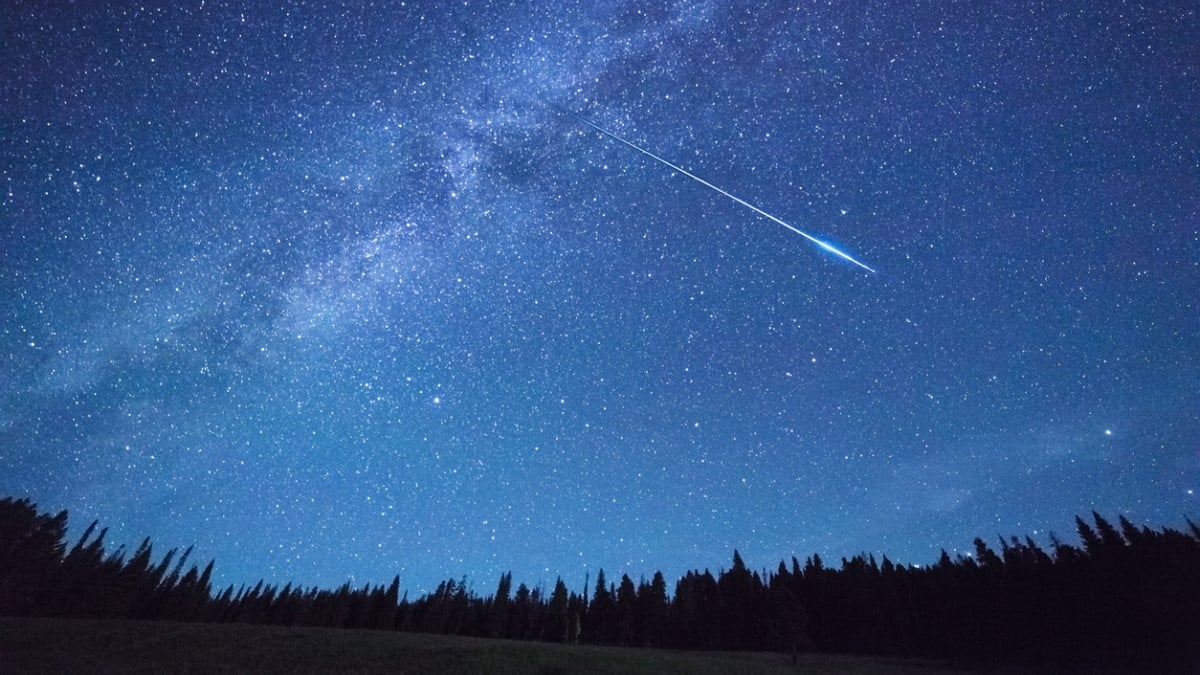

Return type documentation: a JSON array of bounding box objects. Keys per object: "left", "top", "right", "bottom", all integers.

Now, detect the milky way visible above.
[{"left": 2, "top": 1, "right": 1197, "bottom": 594}]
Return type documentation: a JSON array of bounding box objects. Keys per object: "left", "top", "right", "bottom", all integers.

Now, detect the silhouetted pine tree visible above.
[
  {"left": 510, "top": 582, "right": 533, "bottom": 640},
  {"left": 717, "top": 550, "right": 760, "bottom": 650},
  {"left": 635, "top": 572, "right": 668, "bottom": 647},
  {"left": 544, "top": 578, "right": 570, "bottom": 642},
  {"left": 0, "top": 498, "right": 68, "bottom": 615},
  {"left": 584, "top": 569, "right": 613, "bottom": 644},
  {"left": 614, "top": 574, "right": 637, "bottom": 646},
  {"left": 767, "top": 565, "right": 809, "bottom": 659},
  {"left": 116, "top": 538, "right": 156, "bottom": 619},
  {"left": 1076, "top": 516, "right": 1103, "bottom": 556},
  {"left": 1093, "top": 512, "right": 1125, "bottom": 550},
  {"left": 567, "top": 589, "right": 584, "bottom": 644},
  {"left": 377, "top": 575, "right": 400, "bottom": 630},
  {"left": 488, "top": 572, "right": 511, "bottom": 638}
]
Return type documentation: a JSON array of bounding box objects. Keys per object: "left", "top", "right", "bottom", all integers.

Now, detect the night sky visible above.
[{"left": 3, "top": 1, "right": 1197, "bottom": 595}]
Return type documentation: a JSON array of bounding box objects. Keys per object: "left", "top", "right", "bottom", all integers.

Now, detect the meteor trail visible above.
[{"left": 567, "top": 112, "right": 876, "bottom": 273}]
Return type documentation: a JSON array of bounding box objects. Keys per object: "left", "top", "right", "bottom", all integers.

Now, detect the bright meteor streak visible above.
[{"left": 567, "top": 112, "right": 876, "bottom": 274}]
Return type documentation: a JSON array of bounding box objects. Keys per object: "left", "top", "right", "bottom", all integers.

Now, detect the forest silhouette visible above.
[{"left": 2, "top": 496, "right": 1197, "bottom": 668}]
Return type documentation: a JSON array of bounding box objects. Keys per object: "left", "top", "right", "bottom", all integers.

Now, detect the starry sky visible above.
[{"left": 3, "top": 1, "right": 1198, "bottom": 594}]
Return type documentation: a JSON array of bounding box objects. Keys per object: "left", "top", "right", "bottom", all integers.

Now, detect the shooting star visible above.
[{"left": 567, "top": 112, "right": 876, "bottom": 273}]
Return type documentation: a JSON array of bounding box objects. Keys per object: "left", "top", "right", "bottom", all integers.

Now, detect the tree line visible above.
[{"left": 1, "top": 496, "right": 1197, "bottom": 667}]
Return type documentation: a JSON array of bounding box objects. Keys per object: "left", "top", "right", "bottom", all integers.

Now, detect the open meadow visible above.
[{"left": 0, "top": 617, "right": 1065, "bottom": 675}]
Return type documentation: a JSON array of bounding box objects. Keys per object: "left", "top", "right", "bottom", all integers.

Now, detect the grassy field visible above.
[{"left": 0, "top": 617, "right": 1077, "bottom": 675}]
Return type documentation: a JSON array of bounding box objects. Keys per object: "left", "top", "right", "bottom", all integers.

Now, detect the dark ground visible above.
[{"left": 0, "top": 616, "right": 1151, "bottom": 675}]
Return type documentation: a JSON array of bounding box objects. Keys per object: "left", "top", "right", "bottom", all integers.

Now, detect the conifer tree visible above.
[
  {"left": 489, "top": 572, "right": 512, "bottom": 638},
  {"left": 0, "top": 498, "right": 68, "bottom": 615},
  {"left": 511, "top": 582, "right": 532, "bottom": 640},
  {"left": 637, "top": 571, "right": 669, "bottom": 647},
  {"left": 544, "top": 578, "right": 570, "bottom": 643},
  {"left": 1076, "top": 516, "right": 1103, "bottom": 556},
  {"left": 1093, "top": 512, "right": 1125, "bottom": 550},
  {"left": 586, "top": 569, "right": 614, "bottom": 644},
  {"left": 614, "top": 574, "right": 637, "bottom": 646},
  {"left": 567, "top": 591, "right": 584, "bottom": 644}
]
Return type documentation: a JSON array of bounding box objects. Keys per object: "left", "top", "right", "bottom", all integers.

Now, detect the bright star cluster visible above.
[{"left": 2, "top": 1, "right": 1197, "bottom": 593}]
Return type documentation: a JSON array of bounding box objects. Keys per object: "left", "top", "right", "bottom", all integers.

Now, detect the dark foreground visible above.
[{"left": 0, "top": 617, "right": 1092, "bottom": 675}]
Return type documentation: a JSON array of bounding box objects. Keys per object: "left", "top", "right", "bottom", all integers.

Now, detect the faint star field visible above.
[{"left": 2, "top": 1, "right": 1197, "bottom": 593}]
